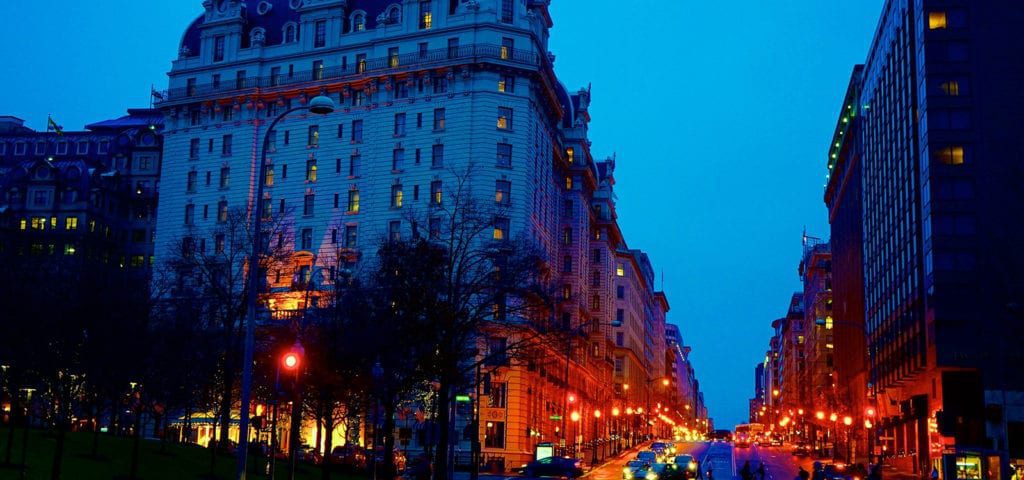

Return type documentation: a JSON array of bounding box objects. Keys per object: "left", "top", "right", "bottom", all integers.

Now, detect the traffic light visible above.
[{"left": 281, "top": 342, "right": 305, "bottom": 371}]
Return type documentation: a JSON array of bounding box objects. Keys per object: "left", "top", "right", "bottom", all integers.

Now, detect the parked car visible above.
[
  {"left": 520, "top": 456, "right": 584, "bottom": 479},
  {"left": 330, "top": 445, "right": 368, "bottom": 469},
  {"left": 297, "top": 445, "right": 323, "bottom": 464},
  {"left": 791, "top": 444, "right": 810, "bottom": 457}
]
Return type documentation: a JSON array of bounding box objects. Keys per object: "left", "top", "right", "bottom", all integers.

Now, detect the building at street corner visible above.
[
  {"left": 0, "top": 110, "right": 163, "bottom": 280},
  {"left": 152, "top": 0, "right": 707, "bottom": 469},
  {"left": 824, "top": 1, "right": 1024, "bottom": 478}
]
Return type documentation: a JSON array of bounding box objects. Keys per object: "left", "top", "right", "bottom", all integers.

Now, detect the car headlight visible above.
[
  {"left": 646, "top": 473, "right": 658, "bottom": 480},
  {"left": 625, "top": 468, "right": 633, "bottom": 475},
  {"left": 689, "top": 462, "right": 698, "bottom": 471}
]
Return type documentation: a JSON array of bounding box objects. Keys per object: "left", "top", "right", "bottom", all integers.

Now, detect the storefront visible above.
[{"left": 938, "top": 449, "right": 1005, "bottom": 480}]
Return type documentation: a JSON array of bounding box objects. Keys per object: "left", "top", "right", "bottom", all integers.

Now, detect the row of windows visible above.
[
  {"left": 0, "top": 139, "right": 110, "bottom": 157},
  {"left": 18, "top": 216, "right": 81, "bottom": 231},
  {"left": 185, "top": 179, "right": 512, "bottom": 222}
]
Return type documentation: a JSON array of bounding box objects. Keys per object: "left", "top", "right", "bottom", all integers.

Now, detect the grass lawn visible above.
[{"left": 0, "top": 427, "right": 366, "bottom": 480}]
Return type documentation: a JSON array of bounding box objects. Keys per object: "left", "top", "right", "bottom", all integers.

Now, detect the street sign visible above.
[
  {"left": 456, "top": 395, "right": 471, "bottom": 403},
  {"left": 550, "top": 415, "right": 563, "bottom": 421},
  {"left": 878, "top": 436, "right": 895, "bottom": 440}
]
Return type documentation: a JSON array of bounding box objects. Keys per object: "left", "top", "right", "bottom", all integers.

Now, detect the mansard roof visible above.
[{"left": 181, "top": 0, "right": 409, "bottom": 57}]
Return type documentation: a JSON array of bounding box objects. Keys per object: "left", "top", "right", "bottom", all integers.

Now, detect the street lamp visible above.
[
  {"left": 236, "top": 94, "right": 335, "bottom": 480},
  {"left": 592, "top": 410, "right": 602, "bottom": 465}
]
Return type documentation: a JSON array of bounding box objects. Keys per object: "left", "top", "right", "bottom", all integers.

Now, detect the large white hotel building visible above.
[{"left": 154, "top": 0, "right": 700, "bottom": 467}]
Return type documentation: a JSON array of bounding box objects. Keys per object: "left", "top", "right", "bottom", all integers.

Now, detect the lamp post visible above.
[
  {"left": 592, "top": 410, "right": 601, "bottom": 466},
  {"left": 235, "top": 95, "right": 335, "bottom": 480},
  {"left": 611, "top": 407, "right": 621, "bottom": 454}
]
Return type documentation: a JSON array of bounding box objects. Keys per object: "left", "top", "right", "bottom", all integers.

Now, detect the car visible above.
[
  {"left": 651, "top": 443, "right": 668, "bottom": 455},
  {"left": 637, "top": 451, "right": 658, "bottom": 464},
  {"left": 624, "top": 460, "right": 649, "bottom": 480},
  {"left": 296, "top": 445, "right": 323, "bottom": 464},
  {"left": 330, "top": 445, "right": 368, "bottom": 468},
  {"left": 659, "top": 463, "right": 691, "bottom": 480},
  {"left": 735, "top": 439, "right": 751, "bottom": 448},
  {"left": 769, "top": 438, "right": 782, "bottom": 447},
  {"left": 791, "top": 444, "right": 810, "bottom": 457},
  {"left": 520, "top": 456, "right": 584, "bottom": 478},
  {"left": 672, "top": 455, "right": 699, "bottom": 478}
]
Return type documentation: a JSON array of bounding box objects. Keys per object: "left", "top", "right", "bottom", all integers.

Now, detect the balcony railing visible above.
[{"left": 156, "top": 44, "right": 546, "bottom": 104}]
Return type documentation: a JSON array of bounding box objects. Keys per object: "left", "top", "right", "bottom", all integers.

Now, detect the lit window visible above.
[
  {"left": 616, "top": 263, "right": 625, "bottom": 277},
  {"left": 353, "top": 14, "right": 366, "bottom": 32},
  {"left": 497, "top": 107, "right": 512, "bottom": 130},
  {"left": 940, "top": 81, "right": 959, "bottom": 96},
  {"left": 431, "top": 181, "right": 443, "bottom": 205},
  {"left": 498, "top": 75, "right": 515, "bottom": 93},
  {"left": 419, "top": 1, "right": 432, "bottom": 29},
  {"left": 935, "top": 146, "right": 965, "bottom": 165},
  {"left": 493, "top": 217, "right": 509, "bottom": 241},
  {"left": 566, "top": 147, "right": 575, "bottom": 164},
  {"left": 928, "top": 11, "right": 947, "bottom": 30},
  {"left": 306, "top": 159, "right": 318, "bottom": 181},
  {"left": 565, "top": 176, "right": 573, "bottom": 190},
  {"left": 495, "top": 180, "right": 510, "bottom": 204},
  {"left": 392, "top": 184, "right": 404, "bottom": 208},
  {"left": 31, "top": 217, "right": 46, "bottom": 230},
  {"left": 501, "top": 37, "right": 514, "bottom": 60},
  {"left": 797, "top": 335, "right": 805, "bottom": 345},
  {"left": 347, "top": 189, "right": 360, "bottom": 213},
  {"left": 826, "top": 343, "right": 835, "bottom": 350},
  {"left": 309, "top": 125, "right": 320, "bottom": 146},
  {"left": 389, "top": 47, "right": 400, "bottom": 68},
  {"left": 65, "top": 217, "right": 78, "bottom": 230},
  {"left": 825, "top": 316, "right": 834, "bottom": 329}
]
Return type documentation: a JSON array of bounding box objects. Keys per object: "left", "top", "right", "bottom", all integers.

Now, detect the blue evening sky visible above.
[{"left": 0, "top": 1, "right": 882, "bottom": 428}]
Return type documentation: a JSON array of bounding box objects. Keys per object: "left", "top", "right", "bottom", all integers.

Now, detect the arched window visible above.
[
  {"left": 352, "top": 12, "right": 366, "bottom": 32},
  {"left": 284, "top": 23, "right": 298, "bottom": 43},
  {"left": 387, "top": 5, "right": 401, "bottom": 24}
]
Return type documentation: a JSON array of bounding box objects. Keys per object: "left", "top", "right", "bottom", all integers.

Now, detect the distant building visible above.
[
  {"left": 824, "top": 66, "right": 869, "bottom": 461},
  {"left": 0, "top": 110, "right": 163, "bottom": 277}
]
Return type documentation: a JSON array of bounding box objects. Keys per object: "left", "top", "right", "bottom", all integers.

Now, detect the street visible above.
[{"left": 734, "top": 444, "right": 813, "bottom": 480}]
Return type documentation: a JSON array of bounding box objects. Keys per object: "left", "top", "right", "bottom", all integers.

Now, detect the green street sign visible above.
[
  {"left": 456, "top": 395, "right": 472, "bottom": 403},
  {"left": 549, "top": 415, "right": 563, "bottom": 420}
]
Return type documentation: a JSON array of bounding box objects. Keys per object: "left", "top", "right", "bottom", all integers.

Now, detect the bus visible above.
[{"left": 734, "top": 423, "right": 765, "bottom": 447}]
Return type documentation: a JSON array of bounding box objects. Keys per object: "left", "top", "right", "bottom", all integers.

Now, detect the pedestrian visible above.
[
  {"left": 707, "top": 466, "right": 714, "bottom": 480},
  {"left": 758, "top": 462, "right": 767, "bottom": 480},
  {"left": 798, "top": 467, "right": 810, "bottom": 480},
  {"left": 742, "top": 461, "right": 753, "bottom": 480},
  {"left": 812, "top": 462, "right": 825, "bottom": 480}
]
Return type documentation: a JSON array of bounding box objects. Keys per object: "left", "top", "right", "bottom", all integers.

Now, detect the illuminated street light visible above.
[
  {"left": 772, "top": 389, "right": 780, "bottom": 397},
  {"left": 626, "top": 407, "right": 634, "bottom": 415},
  {"left": 662, "top": 378, "right": 670, "bottom": 386},
  {"left": 842, "top": 416, "right": 853, "bottom": 426},
  {"left": 612, "top": 407, "right": 621, "bottom": 416},
  {"left": 570, "top": 411, "right": 581, "bottom": 422},
  {"left": 594, "top": 410, "right": 602, "bottom": 418},
  {"left": 816, "top": 411, "right": 826, "bottom": 420},
  {"left": 864, "top": 420, "right": 873, "bottom": 429},
  {"left": 798, "top": 408, "right": 805, "bottom": 416},
  {"left": 829, "top": 413, "right": 838, "bottom": 422}
]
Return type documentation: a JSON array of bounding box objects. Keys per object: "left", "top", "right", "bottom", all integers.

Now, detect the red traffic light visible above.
[
  {"left": 283, "top": 353, "right": 300, "bottom": 369},
  {"left": 281, "top": 342, "right": 305, "bottom": 370}
]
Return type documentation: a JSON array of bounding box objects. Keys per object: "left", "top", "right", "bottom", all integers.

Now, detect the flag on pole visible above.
[{"left": 47, "top": 116, "right": 64, "bottom": 136}]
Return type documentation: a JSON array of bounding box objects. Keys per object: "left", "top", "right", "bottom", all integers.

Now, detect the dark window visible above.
[
  {"left": 349, "top": 154, "right": 361, "bottom": 177},
  {"left": 495, "top": 180, "right": 510, "bottom": 204},
  {"left": 222, "top": 135, "right": 233, "bottom": 156},
  {"left": 314, "top": 20, "right": 327, "bottom": 48},
  {"left": 345, "top": 225, "right": 358, "bottom": 247},
  {"left": 214, "top": 36, "right": 226, "bottom": 62},
  {"left": 432, "top": 144, "right": 444, "bottom": 167},
  {"left": 351, "top": 120, "right": 363, "bottom": 142},
  {"left": 394, "top": 113, "right": 406, "bottom": 136},
  {"left": 500, "top": 0, "right": 514, "bottom": 24},
  {"left": 433, "top": 108, "right": 446, "bottom": 130},
  {"left": 308, "top": 125, "right": 320, "bottom": 146},
  {"left": 301, "top": 228, "right": 313, "bottom": 250},
  {"left": 392, "top": 149, "right": 405, "bottom": 171},
  {"left": 313, "top": 60, "right": 324, "bottom": 80},
  {"left": 497, "top": 143, "right": 512, "bottom": 167},
  {"left": 303, "top": 193, "right": 315, "bottom": 215}
]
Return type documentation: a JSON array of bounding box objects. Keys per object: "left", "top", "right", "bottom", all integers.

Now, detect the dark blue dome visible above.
[{"left": 179, "top": 0, "right": 408, "bottom": 58}]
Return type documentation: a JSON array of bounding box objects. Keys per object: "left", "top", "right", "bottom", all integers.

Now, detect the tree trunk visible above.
[
  {"left": 321, "top": 413, "right": 336, "bottom": 480},
  {"left": 219, "top": 362, "right": 234, "bottom": 451},
  {"left": 91, "top": 402, "right": 102, "bottom": 459},
  {"left": 50, "top": 422, "right": 66, "bottom": 480},
  {"left": 433, "top": 382, "right": 452, "bottom": 480},
  {"left": 4, "top": 394, "right": 19, "bottom": 465},
  {"left": 209, "top": 417, "right": 219, "bottom": 477},
  {"left": 382, "top": 400, "right": 398, "bottom": 480},
  {"left": 129, "top": 411, "right": 142, "bottom": 479}
]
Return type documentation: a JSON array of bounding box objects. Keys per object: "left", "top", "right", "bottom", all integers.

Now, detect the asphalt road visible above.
[{"left": 733, "top": 443, "right": 814, "bottom": 480}]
